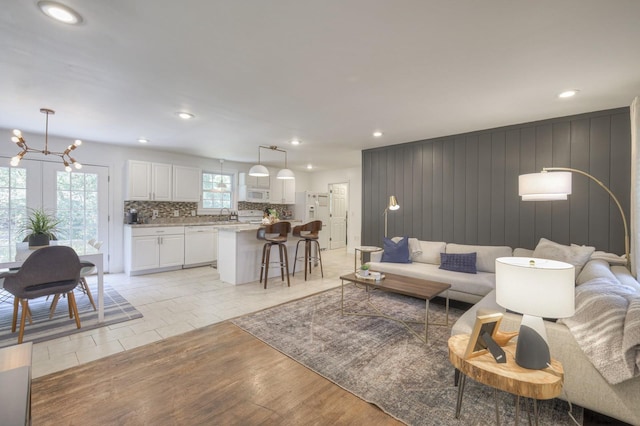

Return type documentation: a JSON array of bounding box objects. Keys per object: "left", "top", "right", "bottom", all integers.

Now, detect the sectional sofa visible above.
[{"left": 368, "top": 238, "right": 640, "bottom": 425}]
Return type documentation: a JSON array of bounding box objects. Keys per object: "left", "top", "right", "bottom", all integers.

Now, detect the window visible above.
[
  {"left": 54, "top": 170, "right": 99, "bottom": 253},
  {"left": 0, "top": 167, "right": 27, "bottom": 262},
  {"left": 201, "top": 171, "right": 234, "bottom": 210}
]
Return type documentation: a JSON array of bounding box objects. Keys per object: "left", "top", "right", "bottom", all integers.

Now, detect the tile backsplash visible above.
[{"left": 123, "top": 201, "right": 293, "bottom": 223}]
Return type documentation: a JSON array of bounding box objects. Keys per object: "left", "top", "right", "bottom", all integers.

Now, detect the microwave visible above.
[{"left": 240, "top": 187, "right": 270, "bottom": 202}]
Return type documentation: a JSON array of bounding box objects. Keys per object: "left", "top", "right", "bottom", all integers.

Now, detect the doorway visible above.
[{"left": 328, "top": 182, "right": 348, "bottom": 249}]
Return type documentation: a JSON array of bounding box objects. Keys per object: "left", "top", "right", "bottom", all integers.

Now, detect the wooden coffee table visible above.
[{"left": 339, "top": 272, "right": 450, "bottom": 343}]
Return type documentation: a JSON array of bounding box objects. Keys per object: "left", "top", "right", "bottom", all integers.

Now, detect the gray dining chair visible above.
[{"left": 0, "top": 245, "right": 83, "bottom": 344}]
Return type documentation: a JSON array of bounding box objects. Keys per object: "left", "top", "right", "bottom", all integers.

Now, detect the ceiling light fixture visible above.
[
  {"left": 38, "top": 1, "right": 83, "bottom": 24},
  {"left": 176, "top": 112, "right": 195, "bottom": 120},
  {"left": 216, "top": 159, "right": 227, "bottom": 190},
  {"left": 306, "top": 164, "right": 313, "bottom": 170},
  {"left": 138, "top": 138, "right": 149, "bottom": 144},
  {"left": 10, "top": 108, "right": 83, "bottom": 172},
  {"left": 248, "top": 145, "right": 295, "bottom": 180},
  {"left": 373, "top": 131, "right": 383, "bottom": 137},
  {"left": 558, "top": 90, "right": 579, "bottom": 99},
  {"left": 291, "top": 139, "right": 301, "bottom": 145}
]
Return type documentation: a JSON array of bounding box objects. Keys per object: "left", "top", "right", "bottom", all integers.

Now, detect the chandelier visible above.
[
  {"left": 248, "top": 145, "right": 294, "bottom": 180},
  {"left": 10, "top": 108, "right": 83, "bottom": 171}
]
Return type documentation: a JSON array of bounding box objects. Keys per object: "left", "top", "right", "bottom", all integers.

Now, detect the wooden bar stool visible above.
[
  {"left": 257, "top": 221, "right": 291, "bottom": 289},
  {"left": 292, "top": 220, "right": 324, "bottom": 281}
]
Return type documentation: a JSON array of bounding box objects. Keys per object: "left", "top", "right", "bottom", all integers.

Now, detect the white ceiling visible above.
[{"left": 1, "top": 0, "right": 639, "bottom": 171}]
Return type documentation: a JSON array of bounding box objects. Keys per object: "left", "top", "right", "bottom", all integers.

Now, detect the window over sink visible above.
[{"left": 200, "top": 170, "right": 235, "bottom": 213}]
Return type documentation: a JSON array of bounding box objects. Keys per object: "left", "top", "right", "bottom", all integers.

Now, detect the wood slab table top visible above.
[
  {"left": 448, "top": 334, "right": 563, "bottom": 400},
  {"left": 340, "top": 272, "right": 451, "bottom": 301}
]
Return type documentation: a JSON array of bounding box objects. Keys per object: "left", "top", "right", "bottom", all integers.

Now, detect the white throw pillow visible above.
[
  {"left": 412, "top": 241, "right": 446, "bottom": 264},
  {"left": 590, "top": 250, "right": 628, "bottom": 266},
  {"left": 391, "top": 237, "right": 422, "bottom": 259},
  {"left": 576, "top": 259, "right": 619, "bottom": 286},
  {"left": 532, "top": 238, "right": 594, "bottom": 278}
]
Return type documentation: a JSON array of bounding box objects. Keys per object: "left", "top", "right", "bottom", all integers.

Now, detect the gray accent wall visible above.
[{"left": 362, "top": 107, "right": 631, "bottom": 253}]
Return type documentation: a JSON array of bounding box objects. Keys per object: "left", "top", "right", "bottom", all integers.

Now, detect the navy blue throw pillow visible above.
[
  {"left": 439, "top": 252, "right": 477, "bottom": 274},
  {"left": 380, "top": 237, "right": 412, "bottom": 263}
]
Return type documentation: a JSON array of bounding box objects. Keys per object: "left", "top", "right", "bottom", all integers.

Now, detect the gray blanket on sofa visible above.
[{"left": 559, "top": 277, "right": 640, "bottom": 385}]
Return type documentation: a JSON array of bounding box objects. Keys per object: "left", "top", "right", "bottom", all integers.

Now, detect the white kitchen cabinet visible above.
[
  {"left": 239, "top": 172, "right": 270, "bottom": 189},
  {"left": 124, "top": 226, "right": 185, "bottom": 275},
  {"left": 184, "top": 226, "right": 217, "bottom": 266},
  {"left": 173, "top": 165, "right": 202, "bottom": 202},
  {"left": 126, "top": 160, "right": 172, "bottom": 201},
  {"left": 269, "top": 177, "right": 295, "bottom": 204}
]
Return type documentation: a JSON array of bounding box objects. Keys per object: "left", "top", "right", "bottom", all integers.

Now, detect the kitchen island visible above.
[{"left": 218, "top": 222, "right": 301, "bottom": 285}]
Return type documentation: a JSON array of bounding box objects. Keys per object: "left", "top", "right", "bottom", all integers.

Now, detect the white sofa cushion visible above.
[
  {"left": 445, "top": 243, "right": 512, "bottom": 273},
  {"left": 577, "top": 259, "right": 619, "bottom": 286},
  {"left": 412, "top": 241, "right": 446, "bottom": 264},
  {"left": 513, "top": 248, "right": 534, "bottom": 257}
]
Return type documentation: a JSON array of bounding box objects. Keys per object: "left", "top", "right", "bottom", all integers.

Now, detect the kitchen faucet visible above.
[{"left": 220, "top": 208, "right": 231, "bottom": 221}]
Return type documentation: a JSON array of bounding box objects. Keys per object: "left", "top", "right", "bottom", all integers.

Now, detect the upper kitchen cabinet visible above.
[
  {"left": 269, "top": 177, "right": 295, "bottom": 204},
  {"left": 173, "top": 165, "right": 202, "bottom": 202},
  {"left": 239, "top": 172, "right": 270, "bottom": 189},
  {"left": 126, "top": 160, "right": 172, "bottom": 201}
]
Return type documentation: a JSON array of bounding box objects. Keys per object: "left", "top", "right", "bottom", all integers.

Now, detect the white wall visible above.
[
  {"left": 0, "top": 128, "right": 361, "bottom": 270},
  {"left": 307, "top": 166, "right": 362, "bottom": 254}
]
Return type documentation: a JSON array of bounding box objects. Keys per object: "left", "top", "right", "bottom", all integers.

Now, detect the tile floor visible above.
[{"left": 32, "top": 248, "right": 355, "bottom": 378}]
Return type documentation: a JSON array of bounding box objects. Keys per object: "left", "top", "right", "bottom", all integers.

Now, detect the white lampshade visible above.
[
  {"left": 249, "top": 164, "right": 269, "bottom": 177},
  {"left": 496, "top": 257, "right": 575, "bottom": 318},
  {"left": 276, "top": 168, "right": 295, "bottom": 180},
  {"left": 518, "top": 172, "right": 572, "bottom": 201}
]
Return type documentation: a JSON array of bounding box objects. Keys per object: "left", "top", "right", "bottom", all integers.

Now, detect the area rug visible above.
[
  {"left": 232, "top": 285, "right": 583, "bottom": 426},
  {"left": 0, "top": 283, "right": 143, "bottom": 348}
]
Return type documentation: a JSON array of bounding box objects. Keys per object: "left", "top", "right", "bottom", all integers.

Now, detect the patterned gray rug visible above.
[
  {"left": 232, "top": 285, "right": 583, "bottom": 426},
  {"left": 0, "top": 283, "right": 143, "bottom": 348}
]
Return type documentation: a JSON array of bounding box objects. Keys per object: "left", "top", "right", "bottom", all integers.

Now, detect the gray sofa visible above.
[
  {"left": 368, "top": 240, "right": 513, "bottom": 304},
  {"left": 452, "top": 259, "right": 640, "bottom": 425}
]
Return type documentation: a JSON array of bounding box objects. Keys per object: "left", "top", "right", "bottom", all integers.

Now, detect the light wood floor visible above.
[{"left": 32, "top": 321, "right": 403, "bottom": 425}]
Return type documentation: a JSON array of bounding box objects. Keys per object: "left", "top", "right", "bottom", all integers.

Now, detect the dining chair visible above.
[{"left": 0, "top": 246, "right": 83, "bottom": 343}]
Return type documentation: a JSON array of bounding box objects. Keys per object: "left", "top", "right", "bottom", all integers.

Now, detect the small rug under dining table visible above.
[
  {"left": 0, "top": 283, "right": 142, "bottom": 348},
  {"left": 232, "top": 285, "right": 583, "bottom": 426}
]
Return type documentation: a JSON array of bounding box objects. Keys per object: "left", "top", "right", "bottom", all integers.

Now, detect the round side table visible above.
[{"left": 354, "top": 246, "right": 382, "bottom": 272}]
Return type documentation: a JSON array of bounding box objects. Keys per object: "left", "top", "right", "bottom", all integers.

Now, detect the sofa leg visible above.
[{"left": 454, "top": 368, "right": 460, "bottom": 387}]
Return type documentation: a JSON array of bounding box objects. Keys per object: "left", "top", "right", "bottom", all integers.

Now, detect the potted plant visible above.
[
  {"left": 360, "top": 263, "right": 370, "bottom": 277},
  {"left": 23, "top": 207, "right": 62, "bottom": 247}
]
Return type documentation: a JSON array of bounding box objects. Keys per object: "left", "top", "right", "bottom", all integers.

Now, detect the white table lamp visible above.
[{"left": 495, "top": 257, "right": 575, "bottom": 369}]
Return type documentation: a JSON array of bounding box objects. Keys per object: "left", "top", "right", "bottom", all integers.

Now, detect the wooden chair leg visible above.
[
  {"left": 264, "top": 244, "right": 271, "bottom": 289},
  {"left": 68, "top": 294, "right": 73, "bottom": 318},
  {"left": 279, "top": 243, "right": 285, "bottom": 281},
  {"left": 49, "top": 294, "right": 61, "bottom": 319},
  {"left": 315, "top": 240, "right": 324, "bottom": 278},
  {"left": 292, "top": 239, "right": 304, "bottom": 277},
  {"left": 304, "top": 240, "right": 310, "bottom": 281},
  {"left": 259, "top": 243, "right": 268, "bottom": 284},
  {"left": 11, "top": 297, "right": 19, "bottom": 333},
  {"left": 18, "top": 299, "right": 29, "bottom": 344},
  {"left": 68, "top": 292, "right": 81, "bottom": 329},
  {"left": 81, "top": 277, "right": 96, "bottom": 311}
]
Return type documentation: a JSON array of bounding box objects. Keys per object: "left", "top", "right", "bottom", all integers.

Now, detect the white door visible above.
[
  {"left": 42, "top": 163, "right": 110, "bottom": 270},
  {"left": 329, "top": 183, "right": 348, "bottom": 249},
  {"left": 159, "top": 234, "right": 185, "bottom": 267}
]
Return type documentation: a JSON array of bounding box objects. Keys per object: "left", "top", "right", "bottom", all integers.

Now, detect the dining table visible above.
[{"left": 0, "top": 241, "right": 105, "bottom": 323}]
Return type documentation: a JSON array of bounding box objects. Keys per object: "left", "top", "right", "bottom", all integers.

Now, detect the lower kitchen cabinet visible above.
[
  {"left": 124, "top": 226, "right": 185, "bottom": 275},
  {"left": 184, "top": 226, "right": 218, "bottom": 266}
]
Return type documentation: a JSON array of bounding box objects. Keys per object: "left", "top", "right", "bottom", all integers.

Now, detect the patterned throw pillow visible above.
[
  {"left": 380, "top": 237, "right": 412, "bottom": 263},
  {"left": 439, "top": 252, "right": 477, "bottom": 274}
]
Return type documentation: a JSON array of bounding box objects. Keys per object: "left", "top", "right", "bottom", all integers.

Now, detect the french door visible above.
[{"left": 42, "top": 162, "right": 109, "bottom": 268}]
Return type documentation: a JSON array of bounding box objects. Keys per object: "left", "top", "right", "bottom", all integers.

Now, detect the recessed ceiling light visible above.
[
  {"left": 558, "top": 90, "right": 579, "bottom": 99},
  {"left": 176, "top": 112, "right": 195, "bottom": 120},
  {"left": 306, "top": 164, "right": 313, "bottom": 170},
  {"left": 138, "top": 138, "right": 149, "bottom": 144},
  {"left": 373, "top": 131, "right": 383, "bottom": 137},
  {"left": 38, "top": 1, "right": 83, "bottom": 24},
  {"left": 291, "top": 139, "right": 301, "bottom": 145}
]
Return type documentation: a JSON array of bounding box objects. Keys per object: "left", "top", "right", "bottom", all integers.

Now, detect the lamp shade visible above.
[
  {"left": 518, "top": 172, "right": 572, "bottom": 201},
  {"left": 249, "top": 164, "right": 269, "bottom": 177},
  {"left": 388, "top": 195, "right": 400, "bottom": 211},
  {"left": 495, "top": 257, "right": 575, "bottom": 318},
  {"left": 276, "top": 168, "right": 295, "bottom": 180}
]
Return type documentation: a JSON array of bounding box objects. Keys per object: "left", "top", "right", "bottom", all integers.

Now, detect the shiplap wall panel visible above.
[{"left": 362, "top": 107, "right": 630, "bottom": 253}]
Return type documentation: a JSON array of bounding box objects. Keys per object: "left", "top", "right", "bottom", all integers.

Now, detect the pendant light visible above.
[
  {"left": 249, "top": 145, "right": 295, "bottom": 180},
  {"left": 216, "top": 159, "right": 227, "bottom": 190}
]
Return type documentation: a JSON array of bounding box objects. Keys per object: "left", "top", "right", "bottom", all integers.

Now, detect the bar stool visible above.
[
  {"left": 257, "top": 221, "right": 291, "bottom": 289},
  {"left": 292, "top": 220, "right": 324, "bottom": 281}
]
